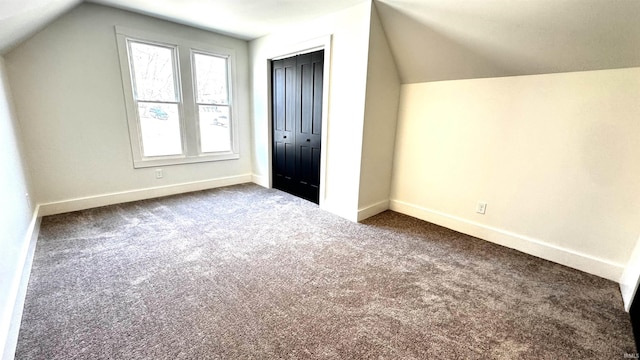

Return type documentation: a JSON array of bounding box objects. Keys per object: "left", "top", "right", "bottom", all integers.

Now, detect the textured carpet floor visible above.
[{"left": 15, "top": 184, "right": 635, "bottom": 359}]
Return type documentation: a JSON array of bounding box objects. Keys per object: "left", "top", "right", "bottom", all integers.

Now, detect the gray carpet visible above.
[{"left": 15, "top": 183, "right": 635, "bottom": 359}]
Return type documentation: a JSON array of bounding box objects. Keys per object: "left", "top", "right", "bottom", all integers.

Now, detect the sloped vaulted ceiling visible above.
[
  {"left": 0, "top": 0, "right": 82, "bottom": 54},
  {"left": 88, "top": 0, "right": 368, "bottom": 40},
  {"left": 0, "top": 0, "right": 368, "bottom": 55},
  {"left": 2, "top": 0, "right": 640, "bottom": 83},
  {"left": 375, "top": 0, "right": 640, "bottom": 83}
]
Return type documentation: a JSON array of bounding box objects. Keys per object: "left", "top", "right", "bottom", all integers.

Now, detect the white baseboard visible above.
[
  {"left": 357, "top": 200, "right": 390, "bottom": 222},
  {"left": 1, "top": 206, "right": 41, "bottom": 360},
  {"left": 39, "top": 174, "right": 253, "bottom": 216},
  {"left": 251, "top": 174, "right": 270, "bottom": 188},
  {"left": 389, "top": 199, "right": 623, "bottom": 282}
]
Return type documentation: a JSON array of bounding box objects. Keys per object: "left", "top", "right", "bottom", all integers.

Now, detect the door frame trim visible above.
[{"left": 266, "top": 35, "right": 332, "bottom": 207}]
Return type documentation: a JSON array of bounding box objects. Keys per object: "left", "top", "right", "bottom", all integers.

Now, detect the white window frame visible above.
[{"left": 115, "top": 26, "right": 240, "bottom": 168}]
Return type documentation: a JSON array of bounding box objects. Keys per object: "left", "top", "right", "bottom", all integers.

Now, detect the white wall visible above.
[
  {"left": 5, "top": 3, "right": 252, "bottom": 212},
  {"left": 391, "top": 68, "right": 640, "bottom": 281},
  {"left": 249, "top": 2, "right": 372, "bottom": 221},
  {"left": 0, "top": 56, "right": 36, "bottom": 358},
  {"left": 621, "top": 236, "right": 640, "bottom": 311},
  {"left": 357, "top": 3, "right": 400, "bottom": 221}
]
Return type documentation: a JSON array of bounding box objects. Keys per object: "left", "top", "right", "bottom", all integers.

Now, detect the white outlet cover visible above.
[{"left": 476, "top": 202, "right": 487, "bottom": 214}]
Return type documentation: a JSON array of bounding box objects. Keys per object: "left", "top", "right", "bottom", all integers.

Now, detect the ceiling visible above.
[
  {"left": 376, "top": 0, "right": 640, "bottom": 83},
  {"left": 0, "top": 0, "right": 82, "bottom": 54},
  {"left": 88, "top": 0, "right": 367, "bottom": 40},
  {"left": 0, "top": 0, "right": 367, "bottom": 54},
  {"left": 1, "top": 0, "right": 640, "bottom": 83}
]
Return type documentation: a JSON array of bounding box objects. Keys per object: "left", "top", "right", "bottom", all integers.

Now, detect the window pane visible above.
[
  {"left": 194, "top": 53, "right": 228, "bottom": 104},
  {"left": 138, "top": 103, "right": 183, "bottom": 157},
  {"left": 198, "top": 105, "right": 231, "bottom": 153},
  {"left": 130, "top": 42, "right": 177, "bottom": 102}
]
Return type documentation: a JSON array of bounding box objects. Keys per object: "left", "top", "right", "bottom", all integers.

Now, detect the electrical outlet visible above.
[
  {"left": 476, "top": 202, "right": 487, "bottom": 214},
  {"left": 155, "top": 169, "right": 163, "bottom": 179}
]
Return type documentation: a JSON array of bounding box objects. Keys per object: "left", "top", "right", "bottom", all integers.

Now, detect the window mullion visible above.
[{"left": 178, "top": 46, "right": 198, "bottom": 157}]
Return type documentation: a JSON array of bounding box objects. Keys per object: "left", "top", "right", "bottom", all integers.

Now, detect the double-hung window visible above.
[
  {"left": 193, "top": 52, "right": 232, "bottom": 153},
  {"left": 115, "top": 27, "right": 239, "bottom": 168}
]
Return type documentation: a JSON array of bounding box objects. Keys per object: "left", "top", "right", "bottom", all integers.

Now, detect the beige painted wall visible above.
[
  {"left": 391, "top": 68, "right": 640, "bottom": 281},
  {"left": 357, "top": 3, "right": 400, "bottom": 219},
  {"left": 5, "top": 3, "right": 252, "bottom": 206},
  {"left": 249, "top": 2, "right": 372, "bottom": 221},
  {"left": 0, "top": 56, "right": 34, "bottom": 357}
]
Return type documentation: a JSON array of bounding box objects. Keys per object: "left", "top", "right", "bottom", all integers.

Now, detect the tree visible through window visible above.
[
  {"left": 129, "top": 41, "right": 182, "bottom": 157},
  {"left": 194, "top": 53, "right": 231, "bottom": 153},
  {"left": 116, "top": 27, "right": 239, "bottom": 168}
]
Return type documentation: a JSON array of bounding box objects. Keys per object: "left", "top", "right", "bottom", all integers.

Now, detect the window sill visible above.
[{"left": 133, "top": 152, "right": 240, "bottom": 168}]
